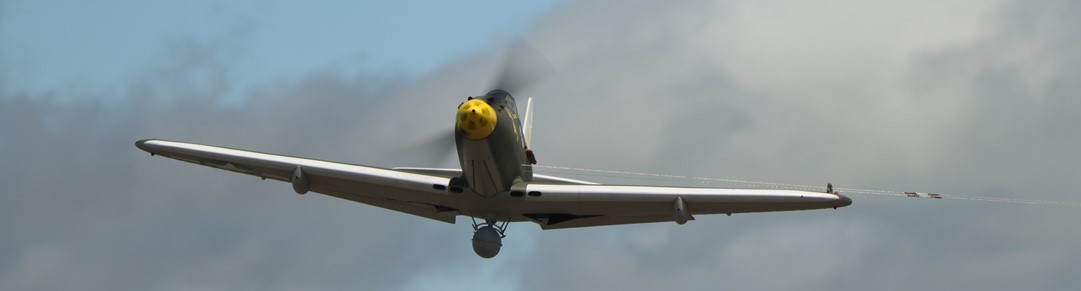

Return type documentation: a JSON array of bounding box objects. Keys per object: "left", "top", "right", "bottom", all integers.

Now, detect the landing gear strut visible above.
[{"left": 471, "top": 217, "right": 508, "bottom": 259}]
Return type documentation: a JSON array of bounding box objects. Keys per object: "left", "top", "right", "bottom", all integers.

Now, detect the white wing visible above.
[
  {"left": 517, "top": 184, "right": 851, "bottom": 229},
  {"left": 136, "top": 139, "right": 460, "bottom": 223},
  {"left": 137, "top": 139, "right": 851, "bottom": 230}
]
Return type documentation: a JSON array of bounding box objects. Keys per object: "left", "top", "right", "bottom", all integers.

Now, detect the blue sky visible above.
[{"left": 1, "top": 0, "right": 560, "bottom": 102}]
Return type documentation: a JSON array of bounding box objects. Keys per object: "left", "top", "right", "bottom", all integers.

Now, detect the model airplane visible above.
[{"left": 136, "top": 89, "right": 852, "bottom": 258}]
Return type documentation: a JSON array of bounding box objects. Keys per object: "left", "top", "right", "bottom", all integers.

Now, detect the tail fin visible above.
[
  {"left": 523, "top": 97, "right": 537, "bottom": 164},
  {"left": 523, "top": 97, "right": 534, "bottom": 149}
]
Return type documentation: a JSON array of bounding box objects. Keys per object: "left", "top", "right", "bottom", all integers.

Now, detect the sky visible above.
[{"left": 2, "top": 0, "right": 1081, "bottom": 290}]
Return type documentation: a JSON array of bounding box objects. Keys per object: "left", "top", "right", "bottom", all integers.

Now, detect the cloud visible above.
[
  {"left": 517, "top": 0, "right": 1081, "bottom": 289},
  {"left": 2, "top": 0, "right": 1081, "bottom": 290},
  {"left": 0, "top": 40, "right": 500, "bottom": 290}
]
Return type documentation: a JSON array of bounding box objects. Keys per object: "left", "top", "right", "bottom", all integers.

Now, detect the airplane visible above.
[{"left": 136, "top": 89, "right": 852, "bottom": 258}]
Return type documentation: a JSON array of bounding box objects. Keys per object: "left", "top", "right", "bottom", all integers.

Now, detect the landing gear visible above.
[{"left": 471, "top": 217, "right": 508, "bottom": 259}]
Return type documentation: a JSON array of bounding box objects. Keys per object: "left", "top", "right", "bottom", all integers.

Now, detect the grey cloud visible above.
[
  {"left": 3, "top": 0, "right": 1081, "bottom": 290},
  {"left": 0, "top": 40, "right": 507, "bottom": 290},
  {"left": 514, "top": 0, "right": 1081, "bottom": 290}
]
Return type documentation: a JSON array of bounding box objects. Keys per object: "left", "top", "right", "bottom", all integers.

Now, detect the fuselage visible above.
[{"left": 454, "top": 90, "right": 533, "bottom": 200}]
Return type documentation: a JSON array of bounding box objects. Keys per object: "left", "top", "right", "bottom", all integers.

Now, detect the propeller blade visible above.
[
  {"left": 391, "top": 130, "right": 456, "bottom": 167},
  {"left": 489, "top": 39, "right": 554, "bottom": 93}
]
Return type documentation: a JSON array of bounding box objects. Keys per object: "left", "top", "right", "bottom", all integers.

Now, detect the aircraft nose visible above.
[{"left": 456, "top": 99, "right": 497, "bottom": 140}]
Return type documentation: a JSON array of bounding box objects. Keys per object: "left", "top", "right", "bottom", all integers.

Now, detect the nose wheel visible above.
[{"left": 471, "top": 217, "right": 508, "bottom": 258}]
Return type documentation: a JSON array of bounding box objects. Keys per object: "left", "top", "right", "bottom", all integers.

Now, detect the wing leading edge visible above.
[{"left": 135, "top": 139, "right": 460, "bottom": 223}]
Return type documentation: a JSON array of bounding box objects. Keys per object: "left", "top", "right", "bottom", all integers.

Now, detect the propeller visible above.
[
  {"left": 395, "top": 40, "right": 553, "bottom": 167},
  {"left": 487, "top": 39, "right": 555, "bottom": 94},
  {"left": 391, "top": 130, "right": 457, "bottom": 167}
]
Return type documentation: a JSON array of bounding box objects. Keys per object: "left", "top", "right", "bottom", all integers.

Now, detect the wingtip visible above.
[
  {"left": 836, "top": 194, "right": 853, "bottom": 208},
  {"left": 135, "top": 139, "right": 157, "bottom": 153}
]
